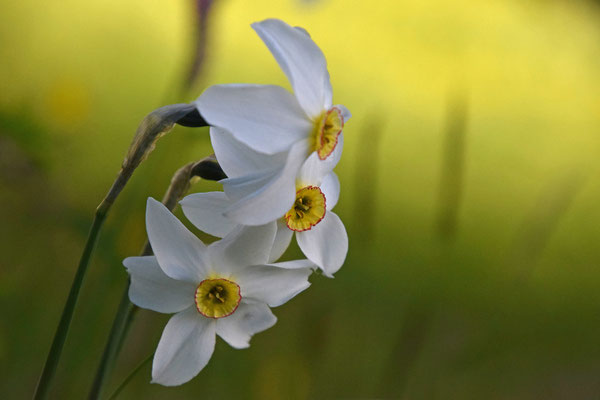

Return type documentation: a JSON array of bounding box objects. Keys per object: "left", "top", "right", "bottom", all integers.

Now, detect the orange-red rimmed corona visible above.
[
  {"left": 285, "top": 186, "right": 327, "bottom": 231},
  {"left": 313, "top": 107, "right": 344, "bottom": 160}
]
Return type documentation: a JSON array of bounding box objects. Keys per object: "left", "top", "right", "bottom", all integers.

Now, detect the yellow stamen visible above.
[
  {"left": 195, "top": 278, "right": 241, "bottom": 318},
  {"left": 312, "top": 107, "right": 343, "bottom": 160},
  {"left": 285, "top": 186, "right": 326, "bottom": 231}
]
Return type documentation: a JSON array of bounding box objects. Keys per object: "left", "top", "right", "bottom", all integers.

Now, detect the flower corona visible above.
[
  {"left": 313, "top": 107, "right": 344, "bottom": 160},
  {"left": 196, "top": 18, "right": 351, "bottom": 226},
  {"left": 195, "top": 278, "right": 241, "bottom": 318},
  {"left": 285, "top": 186, "right": 326, "bottom": 231}
]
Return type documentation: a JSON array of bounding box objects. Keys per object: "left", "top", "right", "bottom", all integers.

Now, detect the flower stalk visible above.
[
  {"left": 87, "top": 18, "right": 350, "bottom": 392},
  {"left": 34, "top": 104, "right": 208, "bottom": 400},
  {"left": 89, "top": 156, "right": 225, "bottom": 400}
]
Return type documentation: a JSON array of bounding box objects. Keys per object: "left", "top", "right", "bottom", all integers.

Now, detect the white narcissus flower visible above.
[
  {"left": 124, "top": 198, "right": 314, "bottom": 386},
  {"left": 180, "top": 128, "right": 348, "bottom": 277},
  {"left": 195, "top": 18, "right": 351, "bottom": 226}
]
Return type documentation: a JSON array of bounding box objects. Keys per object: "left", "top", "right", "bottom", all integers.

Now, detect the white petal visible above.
[
  {"left": 180, "top": 192, "right": 236, "bottom": 238},
  {"left": 320, "top": 172, "right": 340, "bottom": 211},
  {"left": 296, "top": 211, "right": 347, "bottom": 277},
  {"left": 222, "top": 140, "right": 309, "bottom": 226},
  {"left": 297, "top": 151, "right": 324, "bottom": 186},
  {"left": 267, "top": 259, "right": 317, "bottom": 270},
  {"left": 297, "top": 135, "right": 344, "bottom": 188},
  {"left": 220, "top": 168, "right": 281, "bottom": 204},
  {"left": 268, "top": 219, "right": 294, "bottom": 262},
  {"left": 294, "top": 26, "right": 311, "bottom": 37},
  {"left": 146, "top": 198, "right": 207, "bottom": 283},
  {"left": 335, "top": 104, "right": 352, "bottom": 123},
  {"left": 208, "top": 223, "right": 276, "bottom": 276},
  {"left": 252, "top": 19, "right": 332, "bottom": 119},
  {"left": 216, "top": 302, "right": 277, "bottom": 349},
  {"left": 196, "top": 84, "right": 311, "bottom": 154},
  {"left": 152, "top": 307, "right": 216, "bottom": 386},
  {"left": 210, "top": 127, "right": 288, "bottom": 179},
  {"left": 236, "top": 264, "right": 312, "bottom": 307},
  {"left": 324, "top": 132, "right": 344, "bottom": 172},
  {"left": 124, "top": 256, "right": 195, "bottom": 314}
]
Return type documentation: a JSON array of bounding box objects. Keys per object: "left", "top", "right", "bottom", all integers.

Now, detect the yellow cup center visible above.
[
  {"left": 285, "top": 186, "right": 326, "bottom": 231},
  {"left": 312, "top": 107, "right": 343, "bottom": 160},
  {"left": 195, "top": 278, "right": 241, "bottom": 318}
]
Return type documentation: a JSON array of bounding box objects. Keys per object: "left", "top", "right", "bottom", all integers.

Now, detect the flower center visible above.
[
  {"left": 284, "top": 186, "right": 326, "bottom": 231},
  {"left": 312, "top": 107, "right": 343, "bottom": 160},
  {"left": 195, "top": 278, "right": 241, "bottom": 319}
]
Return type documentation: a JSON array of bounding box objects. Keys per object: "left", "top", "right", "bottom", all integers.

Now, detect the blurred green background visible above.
[{"left": 2, "top": 0, "right": 600, "bottom": 398}]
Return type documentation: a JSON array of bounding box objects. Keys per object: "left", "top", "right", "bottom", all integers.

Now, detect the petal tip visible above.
[
  {"left": 321, "top": 265, "right": 340, "bottom": 278},
  {"left": 146, "top": 197, "right": 165, "bottom": 219},
  {"left": 122, "top": 256, "right": 135, "bottom": 269},
  {"left": 251, "top": 18, "right": 284, "bottom": 30},
  {"left": 147, "top": 196, "right": 160, "bottom": 207}
]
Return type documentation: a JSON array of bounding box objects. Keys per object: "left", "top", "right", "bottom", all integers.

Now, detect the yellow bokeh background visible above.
[{"left": 2, "top": 0, "right": 600, "bottom": 398}]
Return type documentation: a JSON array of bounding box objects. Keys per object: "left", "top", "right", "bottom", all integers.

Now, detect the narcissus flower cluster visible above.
[{"left": 124, "top": 18, "right": 350, "bottom": 386}]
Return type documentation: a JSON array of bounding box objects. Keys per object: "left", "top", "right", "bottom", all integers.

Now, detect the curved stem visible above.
[
  {"left": 88, "top": 282, "right": 135, "bottom": 400},
  {"left": 89, "top": 157, "right": 223, "bottom": 399},
  {"left": 34, "top": 105, "right": 210, "bottom": 400},
  {"left": 34, "top": 202, "right": 110, "bottom": 400},
  {"left": 114, "top": 302, "right": 140, "bottom": 364},
  {"left": 88, "top": 244, "right": 148, "bottom": 400},
  {"left": 34, "top": 170, "right": 128, "bottom": 400}
]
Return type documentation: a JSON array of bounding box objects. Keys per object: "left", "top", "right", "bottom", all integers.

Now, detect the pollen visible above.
[
  {"left": 195, "top": 278, "right": 241, "bottom": 318},
  {"left": 285, "top": 186, "right": 326, "bottom": 231},
  {"left": 312, "top": 107, "right": 343, "bottom": 160}
]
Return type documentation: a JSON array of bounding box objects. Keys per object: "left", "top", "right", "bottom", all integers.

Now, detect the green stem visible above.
[
  {"left": 114, "top": 303, "right": 139, "bottom": 364},
  {"left": 34, "top": 105, "right": 208, "bottom": 399},
  {"left": 34, "top": 201, "right": 111, "bottom": 400},
  {"left": 88, "top": 244, "right": 149, "bottom": 400},
  {"left": 34, "top": 169, "right": 129, "bottom": 400},
  {"left": 107, "top": 353, "right": 153, "bottom": 400},
  {"left": 88, "top": 281, "right": 135, "bottom": 400},
  {"left": 89, "top": 159, "right": 220, "bottom": 399}
]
